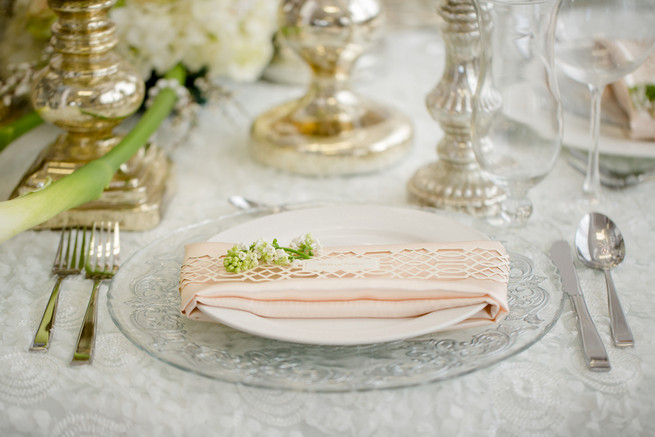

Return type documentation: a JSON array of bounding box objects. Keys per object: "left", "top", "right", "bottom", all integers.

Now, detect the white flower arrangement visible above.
[
  {"left": 0, "top": 0, "right": 278, "bottom": 83},
  {"left": 110, "top": 0, "right": 278, "bottom": 82}
]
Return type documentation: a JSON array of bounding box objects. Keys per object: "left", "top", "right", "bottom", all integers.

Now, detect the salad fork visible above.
[
  {"left": 30, "top": 226, "right": 86, "bottom": 351},
  {"left": 71, "top": 221, "right": 120, "bottom": 365}
]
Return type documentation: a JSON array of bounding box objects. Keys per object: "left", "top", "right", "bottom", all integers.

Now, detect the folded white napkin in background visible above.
[
  {"left": 179, "top": 240, "right": 510, "bottom": 329},
  {"left": 605, "top": 40, "right": 655, "bottom": 140},
  {"left": 559, "top": 41, "right": 655, "bottom": 141}
]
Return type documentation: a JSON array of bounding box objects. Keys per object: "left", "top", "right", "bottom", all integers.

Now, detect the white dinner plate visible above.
[
  {"left": 198, "top": 205, "right": 491, "bottom": 345},
  {"left": 563, "top": 110, "right": 655, "bottom": 158}
]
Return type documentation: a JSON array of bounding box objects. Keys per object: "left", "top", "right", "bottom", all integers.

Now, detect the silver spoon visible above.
[{"left": 575, "top": 212, "right": 634, "bottom": 347}]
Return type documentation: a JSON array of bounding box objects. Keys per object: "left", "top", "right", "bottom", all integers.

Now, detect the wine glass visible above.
[
  {"left": 554, "top": 0, "right": 655, "bottom": 206},
  {"left": 471, "top": 0, "right": 563, "bottom": 227}
]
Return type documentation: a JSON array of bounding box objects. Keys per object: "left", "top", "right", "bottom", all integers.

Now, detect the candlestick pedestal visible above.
[
  {"left": 11, "top": 0, "right": 171, "bottom": 230},
  {"left": 407, "top": 0, "right": 504, "bottom": 215},
  {"left": 250, "top": 0, "right": 413, "bottom": 176}
]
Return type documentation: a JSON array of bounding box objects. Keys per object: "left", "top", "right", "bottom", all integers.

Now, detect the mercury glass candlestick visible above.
[
  {"left": 11, "top": 0, "right": 171, "bottom": 230},
  {"left": 407, "top": 0, "right": 504, "bottom": 215},
  {"left": 250, "top": 0, "right": 413, "bottom": 176}
]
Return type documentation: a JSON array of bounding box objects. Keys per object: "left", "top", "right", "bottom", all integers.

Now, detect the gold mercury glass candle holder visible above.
[
  {"left": 250, "top": 0, "right": 414, "bottom": 176},
  {"left": 11, "top": 0, "right": 171, "bottom": 230},
  {"left": 406, "top": 0, "right": 504, "bottom": 216}
]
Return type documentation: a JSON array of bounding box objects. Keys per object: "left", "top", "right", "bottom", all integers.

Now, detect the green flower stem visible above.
[
  {"left": 0, "top": 111, "right": 44, "bottom": 154},
  {"left": 280, "top": 247, "right": 311, "bottom": 259},
  {"left": 0, "top": 64, "right": 186, "bottom": 244}
]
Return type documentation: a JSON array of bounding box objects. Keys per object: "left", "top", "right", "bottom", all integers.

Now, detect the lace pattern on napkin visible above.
[{"left": 180, "top": 246, "right": 510, "bottom": 287}]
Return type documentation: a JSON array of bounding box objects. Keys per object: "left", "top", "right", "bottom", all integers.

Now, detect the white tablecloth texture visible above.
[{"left": 1, "top": 29, "right": 654, "bottom": 437}]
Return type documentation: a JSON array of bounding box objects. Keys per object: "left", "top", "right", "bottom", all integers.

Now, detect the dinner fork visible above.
[
  {"left": 71, "top": 221, "right": 120, "bottom": 365},
  {"left": 567, "top": 148, "right": 655, "bottom": 188},
  {"left": 30, "top": 226, "right": 87, "bottom": 351}
]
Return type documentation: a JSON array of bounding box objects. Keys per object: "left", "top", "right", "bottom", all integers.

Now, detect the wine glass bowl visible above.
[
  {"left": 472, "top": 0, "right": 563, "bottom": 227},
  {"left": 554, "top": 0, "right": 655, "bottom": 204}
]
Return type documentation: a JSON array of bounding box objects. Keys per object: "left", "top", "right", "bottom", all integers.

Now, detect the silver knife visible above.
[{"left": 550, "top": 240, "right": 611, "bottom": 371}]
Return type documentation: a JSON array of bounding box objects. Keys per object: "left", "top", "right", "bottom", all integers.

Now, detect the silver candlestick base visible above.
[
  {"left": 407, "top": 0, "right": 504, "bottom": 215},
  {"left": 250, "top": 0, "right": 413, "bottom": 176}
]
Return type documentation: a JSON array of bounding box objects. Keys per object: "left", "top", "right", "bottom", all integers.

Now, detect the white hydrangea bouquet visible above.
[
  {"left": 111, "top": 0, "right": 277, "bottom": 82},
  {"left": 1, "top": 0, "right": 277, "bottom": 82},
  {"left": 0, "top": 0, "right": 278, "bottom": 243}
]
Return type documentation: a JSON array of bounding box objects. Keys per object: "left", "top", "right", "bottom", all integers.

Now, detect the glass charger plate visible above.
[{"left": 108, "top": 207, "right": 564, "bottom": 392}]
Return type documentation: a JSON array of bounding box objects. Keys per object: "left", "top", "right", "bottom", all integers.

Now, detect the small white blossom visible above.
[
  {"left": 223, "top": 234, "right": 321, "bottom": 273},
  {"left": 290, "top": 233, "right": 322, "bottom": 256}
]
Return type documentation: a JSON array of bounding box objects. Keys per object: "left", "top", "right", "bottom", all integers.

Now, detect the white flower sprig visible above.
[
  {"left": 223, "top": 233, "right": 322, "bottom": 273},
  {"left": 145, "top": 77, "right": 191, "bottom": 110}
]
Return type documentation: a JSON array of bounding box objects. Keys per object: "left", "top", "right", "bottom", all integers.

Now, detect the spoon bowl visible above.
[{"left": 575, "top": 212, "right": 633, "bottom": 347}]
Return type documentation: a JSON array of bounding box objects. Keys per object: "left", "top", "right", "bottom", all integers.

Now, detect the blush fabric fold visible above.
[
  {"left": 603, "top": 40, "right": 655, "bottom": 140},
  {"left": 179, "top": 240, "right": 510, "bottom": 332}
]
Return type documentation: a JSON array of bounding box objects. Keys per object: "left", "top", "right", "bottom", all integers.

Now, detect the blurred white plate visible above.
[{"left": 563, "top": 110, "right": 655, "bottom": 158}]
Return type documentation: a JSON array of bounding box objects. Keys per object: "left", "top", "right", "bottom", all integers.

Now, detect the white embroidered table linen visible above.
[{"left": 1, "top": 28, "right": 654, "bottom": 437}]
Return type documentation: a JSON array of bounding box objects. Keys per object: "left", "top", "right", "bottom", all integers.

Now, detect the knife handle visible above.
[{"left": 569, "top": 295, "right": 610, "bottom": 371}]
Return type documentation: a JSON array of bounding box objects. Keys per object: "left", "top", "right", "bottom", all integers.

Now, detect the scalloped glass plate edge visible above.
[{"left": 107, "top": 206, "right": 565, "bottom": 393}]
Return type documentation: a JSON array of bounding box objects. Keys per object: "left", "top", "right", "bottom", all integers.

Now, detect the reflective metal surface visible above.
[
  {"left": 11, "top": 0, "right": 171, "bottom": 230},
  {"left": 575, "top": 212, "right": 633, "bottom": 347},
  {"left": 550, "top": 240, "right": 610, "bottom": 371},
  {"left": 407, "top": 0, "right": 504, "bottom": 216},
  {"left": 250, "top": 0, "right": 413, "bottom": 176}
]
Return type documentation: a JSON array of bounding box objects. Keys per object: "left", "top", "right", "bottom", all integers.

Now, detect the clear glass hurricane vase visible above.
[
  {"left": 471, "top": 0, "right": 562, "bottom": 227},
  {"left": 554, "top": 0, "right": 655, "bottom": 207}
]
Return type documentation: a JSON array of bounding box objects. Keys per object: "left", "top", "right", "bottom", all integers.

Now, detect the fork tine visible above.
[
  {"left": 88, "top": 222, "right": 98, "bottom": 272},
  {"left": 70, "top": 227, "right": 79, "bottom": 270},
  {"left": 51, "top": 228, "right": 66, "bottom": 273},
  {"left": 77, "top": 226, "right": 87, "bottom": 271},
  {"left": 103, "top": 222, "right": 111, "bottom": 273},
  {"left": 64, "top": 228, "right": 73, "bottom": 270},
  {"left": 60, "top": 227, "right": 73, "bottom": 271},
  {"left": 112, "top": 222, "right": 120, "bottom": 273}
]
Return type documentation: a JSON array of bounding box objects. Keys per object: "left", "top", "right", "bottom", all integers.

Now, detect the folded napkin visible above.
[
  {"left": 605, "top": 40, "right": 655, "bottom": 140},
  {"left": 559, "top": 41, "right": 655, "bottom": 141},
  {"left": 179, "top": 240, "right": 510, "bottom": 329}
]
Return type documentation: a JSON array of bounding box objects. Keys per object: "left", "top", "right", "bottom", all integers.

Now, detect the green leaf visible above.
[
  {"left": 0, "top": 111, "right": 43, "bottom": 154},
  {"left": 645, "top": 84, "right": 655, "bottom": 102}
]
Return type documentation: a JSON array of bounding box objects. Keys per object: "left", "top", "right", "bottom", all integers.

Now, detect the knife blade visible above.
[{"left": 550, "top": 240, "right": 610, "bottom": 371}]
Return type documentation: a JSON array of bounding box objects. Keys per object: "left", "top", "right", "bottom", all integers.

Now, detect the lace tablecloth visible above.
[{"left": 1, "top": 30, "right": 654, "bottom": 436}]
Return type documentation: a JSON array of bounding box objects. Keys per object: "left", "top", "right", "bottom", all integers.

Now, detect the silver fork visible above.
[
  {"left": 71, "top": 221, "right": 120, "bottom": 365},
  {"left": 567, "top": 148, "right": 655, "bottom": 188},
  {"left": 30, "top": 226, "right": 87, "bottom": 351}
]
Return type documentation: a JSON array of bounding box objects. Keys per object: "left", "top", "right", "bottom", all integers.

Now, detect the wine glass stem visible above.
[
  {"left": 500, "top": 189, "right": 533, "bottom": 227},
  {"left": 583, "top": 84, "right": 602, "bottom": 201}
]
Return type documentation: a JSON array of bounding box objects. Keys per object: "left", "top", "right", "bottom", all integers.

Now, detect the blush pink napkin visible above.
[
  {"left": 179, "top": 240, "right": 510, "bottom": 329},
  {"left": 604, "top": 40, "right": 655, "bottom": 140}
]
